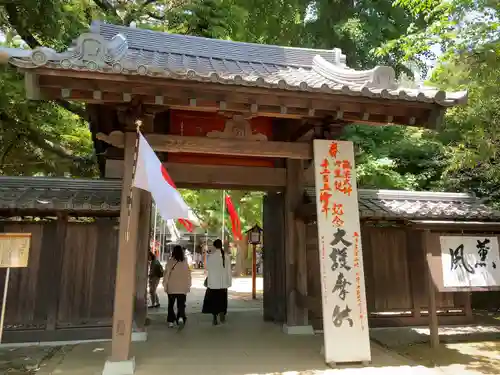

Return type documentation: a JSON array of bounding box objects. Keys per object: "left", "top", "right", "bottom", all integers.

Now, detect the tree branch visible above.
[
  {"left": 3, "top": 4, "right": 90, "bottom": 121},
  {"left": 0, "top": 112, "right": 94, "bottom": 164},
  {"left": 54, "top": 100, "right": 88, "bottom": 119},
  {"left": 4, "top": 4, "right": 41, "bottom": 48},
  {"left": 0, "top": 137, "right": 19, "bottom": 170},
  {"left": 24, "top": 127, "right": 94, "bottom": 164},
  {"left": 146, "top": 11, "right": 166, "bottom": 20},
  {"left": 92, "top": 0, "right": 115, "bottom": 12}
]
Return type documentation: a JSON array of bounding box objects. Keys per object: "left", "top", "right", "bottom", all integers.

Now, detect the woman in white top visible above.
[{"left": 202, "top": 239, "right": 232, "bottom": 325}]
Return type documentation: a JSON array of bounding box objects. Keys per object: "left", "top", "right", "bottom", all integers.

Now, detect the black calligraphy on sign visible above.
[
  {"left": 332, "top": 272, "right": 352, "bottom": 300},
  {"left": 475, "top": 238, "right": 490, "bottom": 268},
  {"left": 329, "top": 228, "right": 352, "bottom": 271},
  {"left": 332, "top": 305, "right": 354, "bottom": 328},
  {"left": 450, "top": 244, "right": 475, "bottom": 274}
]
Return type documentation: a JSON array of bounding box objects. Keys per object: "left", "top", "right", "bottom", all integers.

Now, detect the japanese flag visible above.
[{"left": 132, "top": 132, "right": 199, "bottom": 225}]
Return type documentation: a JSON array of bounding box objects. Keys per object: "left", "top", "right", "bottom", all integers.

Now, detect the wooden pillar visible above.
[
  {"left": 284, "top": 159, "right": 309, "bottom": 329},
  {"left": 424, "top": 230, "right": 440, "bottom": 348},
  {"left": 263, "top": 192, "right": 286, "bottom": 323},
  {"left": 109, "top": 132, "right": 141, "bottom": 363},
  {"left": 134, "top": 191, "right": 152, "bottom": 331}
]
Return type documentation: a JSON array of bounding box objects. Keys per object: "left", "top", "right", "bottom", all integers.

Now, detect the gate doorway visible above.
[{"left": 147, "top": 188, "right": 267, "bottom": 323}]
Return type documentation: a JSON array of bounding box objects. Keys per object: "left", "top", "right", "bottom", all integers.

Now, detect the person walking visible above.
[
  {"left": 148, "top": 251, "right": 163, "bottom": 308},
  {"left": 163, "top": 245, "right": 192, "bottom": 328},
  {"left": 202, "top": 239, "right": 232, "bottom": 325}
]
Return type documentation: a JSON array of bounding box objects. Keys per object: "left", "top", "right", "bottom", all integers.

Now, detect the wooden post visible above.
[
  {"left": 109, "top": 132, "right": 141, "bottom": 363},
  {"left": 263, "top": 192, "right": 286, "bottom": 323},
  {"left": 0, "top": 267, "right": 10, "bottom": 343},
  {"left": 134, "top": 191, "right": 152, "bottom": 331},
  {"left": 425, "top": 230, "right": 440, "bottom": 348},
  {"left": 252, "top": 243, "right": 257, "bottom": 300},
  {"left": 284, "top": 158, "right": 309, "bottom": 329}
]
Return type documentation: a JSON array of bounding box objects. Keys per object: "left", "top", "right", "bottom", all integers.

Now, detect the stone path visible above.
[
  {"left": 36, "top": 271, "right": 441, "bottom": 375},
  {"left": 5, "top": 271, "right": 498, "bottom": 374},
  {"left": 41, "top": 310, "right": 440, "bottom": 375}
]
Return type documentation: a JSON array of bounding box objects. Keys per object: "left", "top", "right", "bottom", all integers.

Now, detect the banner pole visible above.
[
  {"left": 221, "top": 190, "right": 226, "bottom": 243},
  {"left": 0, "top": 267, "right": 11, "bottom": 343},
  {"left": 252, "top": 244, "right": 257, "bottom": 299}
]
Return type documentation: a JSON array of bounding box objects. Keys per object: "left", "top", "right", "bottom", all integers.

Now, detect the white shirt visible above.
[{"left": 206, "top": 250, "right": 232, "bottom": 289}]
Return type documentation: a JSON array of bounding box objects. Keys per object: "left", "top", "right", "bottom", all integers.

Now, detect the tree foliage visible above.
[
  {"left": 180, "top": 189, "right": 263, "bottom": 237},
  {"left": 0, "top": 0, "right": 499, "bottom": 210}
]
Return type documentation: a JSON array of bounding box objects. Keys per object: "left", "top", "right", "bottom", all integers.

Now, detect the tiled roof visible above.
[
  {"left": 1, "top": 177, "right": 498, "bottom": 221},
  {"left": 304, "top": 188, "right": 500, "bottom": 221},
  {"left": 2, "top": 21, "right": 467, "bottom": 107},
  {"left": 0, "top": 177, "right": 121, "bottom": 215}
]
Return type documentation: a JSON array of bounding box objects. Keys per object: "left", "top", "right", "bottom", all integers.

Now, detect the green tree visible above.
[
  {"left": 372, "top": 0, "right": 500, "bottom": 201},
  {"left": 179, "top": 189, "right": 263, "bottom": 238},
  {"left": 0, "top": 0, "right": 246, "bottom": 176}
]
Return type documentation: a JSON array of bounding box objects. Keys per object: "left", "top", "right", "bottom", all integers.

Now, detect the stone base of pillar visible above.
[
  {"left": 282, "top": 324, "right": 314, "bottom": 335},
  {"left": 102, "top": 358, "right": 135, "bottom": 375}
]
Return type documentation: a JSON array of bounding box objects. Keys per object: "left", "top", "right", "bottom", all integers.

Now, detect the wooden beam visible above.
[
  {"left": 25, "top": 72, "right": 41, "bottom": 100},
  {"left": 105, "top": 159, "right": 286, "bottom": 189},
  {"left": 36, "top": 74, "right": 435, "bottom": 126},
  {"left": 110, "top": 132, "right": 140, "bottom": 362},
  {"left": 35, "top": 69, "right": 436, "bottom": 111},
  {"left": 97, "top": 131, "right": 312, "bottom": 159},
  {"left": 40, "top": 85, "right": 431, "bottom": 126},
  {"left": 289, "top": 122, "right": 315, "bottom": 141}
]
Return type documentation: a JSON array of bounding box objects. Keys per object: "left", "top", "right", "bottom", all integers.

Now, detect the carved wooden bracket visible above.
[{"left": 96, "top": 131, "right": 125, "bottom": 148}]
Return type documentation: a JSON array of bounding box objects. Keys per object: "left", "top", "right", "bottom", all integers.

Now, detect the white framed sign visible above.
[
  {"left": 0, "top": 233, "right": 31, "bottom": 268},
  {"left": 313, "top": 140, "right": 371, "bottom": 364},
  {"left": 440, "top": 236, "right": 500, "bottom": 288}
]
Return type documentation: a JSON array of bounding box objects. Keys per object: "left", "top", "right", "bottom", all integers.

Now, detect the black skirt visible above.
[{"left": 202, "top": 288, "right": 228, "bottom": 315}]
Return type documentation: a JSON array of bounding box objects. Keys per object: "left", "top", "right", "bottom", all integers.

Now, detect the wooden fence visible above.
[
  {"left": 306, "top": 223, "right": 474, "bottom": 328},
  {"left": 0, "top": 218, "right": 118, "bottom": 342}
]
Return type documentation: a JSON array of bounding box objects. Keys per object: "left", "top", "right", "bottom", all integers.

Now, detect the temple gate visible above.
[{"left": 0, "top": 20, "right": 468, "bottom": 372}]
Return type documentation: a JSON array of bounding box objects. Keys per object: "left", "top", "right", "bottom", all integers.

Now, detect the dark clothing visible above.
[
  {"left": 149, "top": 276, "right": 160, "bottom": 306},
  {"left": 167, "top": 293, "right": 187, "bottom": 323},
  {"left": 149, "top": 259, "right": 164, "bottom": 278},
  {"left": 202, "top": 288, "right": 228, "bottom": 315}
]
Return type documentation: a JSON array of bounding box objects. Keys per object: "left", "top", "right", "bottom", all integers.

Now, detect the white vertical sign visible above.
[
  {"left": 440, "top": 236, "right": 500, "bottom": 288},
  {"left": 313, "top": 140, "right": 371, "bottom": 364}
]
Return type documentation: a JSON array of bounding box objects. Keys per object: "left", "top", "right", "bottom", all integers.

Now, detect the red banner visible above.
[{"left": 225, "top": 193, "right": 242, "bottom": 241}]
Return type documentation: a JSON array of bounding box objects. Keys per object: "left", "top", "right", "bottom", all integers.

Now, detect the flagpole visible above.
[
  {"left": 221, "top": 190, "right": 226, "bottom": 243},
  {"left": 125, "top": 121, "right": 142, "bottom": 242}
]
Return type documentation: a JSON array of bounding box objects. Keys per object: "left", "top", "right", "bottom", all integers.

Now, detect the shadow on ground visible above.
[
  {"left": 44, "top": 310, "right": 439, "bottom": 375},
  {"left": 395, "top": 341, "right": 500, "bottom": 375},
  {"left": 370, "top": 312, "right": 500, "bottom": 375}
]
